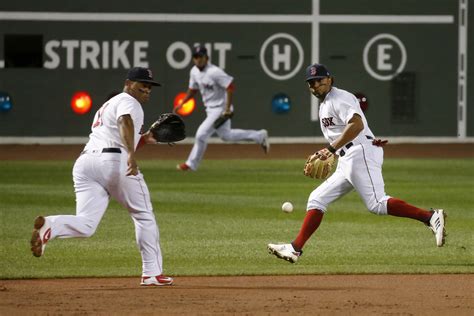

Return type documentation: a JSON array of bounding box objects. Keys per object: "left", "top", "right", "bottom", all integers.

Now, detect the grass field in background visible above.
[{"left": 0, "top": 159, "right": 473, "bottom": 279}]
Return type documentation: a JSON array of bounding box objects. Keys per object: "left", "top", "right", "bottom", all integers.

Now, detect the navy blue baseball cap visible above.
[
  {"left": 305, "top": 63, "right": 330, "bottom": 81},
  {"left": 127, "top": 67, "right": 161, "bottom": 86},
  {"left": 192, "top": 45, "right": 208, "bottom": 57}
]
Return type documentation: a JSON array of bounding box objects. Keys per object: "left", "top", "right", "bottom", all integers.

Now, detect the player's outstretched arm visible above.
[{"left": 136, "top": 131, "right": 157, "bottom": 150}]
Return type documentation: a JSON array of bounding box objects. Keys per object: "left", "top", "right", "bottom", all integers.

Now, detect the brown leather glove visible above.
[{"left": 303, "top": 148, "right": 336, "bottom": 179}]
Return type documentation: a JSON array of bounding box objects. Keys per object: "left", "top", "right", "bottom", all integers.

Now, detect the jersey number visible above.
[{"left": 92, "top": 103, "right": 109, "bottom": 128}]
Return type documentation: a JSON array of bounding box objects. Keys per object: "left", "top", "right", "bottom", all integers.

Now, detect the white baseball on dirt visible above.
[{"left": 281, "top": 202, "right": 294, "bottom": 213}]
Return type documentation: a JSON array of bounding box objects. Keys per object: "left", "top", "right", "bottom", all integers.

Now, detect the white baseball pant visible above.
[
  {"left": 307, "top": 142, "right": 391, "bottom": 214},
  {"left": 186, "top": 107, "right": 265, "bottom": 170},
  {"left": 46, "top": 150, "right": 163, "bottom": 277}
]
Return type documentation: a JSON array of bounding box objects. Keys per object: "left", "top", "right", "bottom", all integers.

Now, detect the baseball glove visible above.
[
  {"left": 303, "top": 149, "right": 336, "bottom": 179},
  {"left": 149, "top": 113, "right": 186, "bottom": 143},
  {"left": 213, "top": 112, "right": 233, "bottom": 129}
]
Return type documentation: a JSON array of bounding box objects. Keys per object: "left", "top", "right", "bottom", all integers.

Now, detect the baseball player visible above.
[
  {"left": 268, "top": 63, "right": 446, "bottom": 263},
  {"left": 174, "top": 45, "right": 270, "bottom": 171},
  {"left": 30, "top": 67, "right": 173, "bottom": 286}
]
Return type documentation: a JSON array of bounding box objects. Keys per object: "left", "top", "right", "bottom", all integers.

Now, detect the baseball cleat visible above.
[
  {"left": 30, "top": 216, "right": 52, "bottom": 257},
  {"left": 140, "top": 275, "right": 174, "bottom": 286},
  {"left": 261, "top": 129, "right": 270, "bottom": 154},
  {"left": 428, "top": 209, "right": 446, "bottom": 247},
  {"left": 176, "top": 163, "right": 191, "bottom": 171},
  {"left": 267, "top": 243, "right": 302, "bottom": 263}
]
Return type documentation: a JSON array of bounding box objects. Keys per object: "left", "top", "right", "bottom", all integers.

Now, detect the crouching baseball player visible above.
[
  {"left": 30, "top": 67, "right": 174, "bottom": 286},
  {"left": 268, "top": 63, "right": 446, "bottom": 263}
]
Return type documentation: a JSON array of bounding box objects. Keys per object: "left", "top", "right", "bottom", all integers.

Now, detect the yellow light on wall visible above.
[
  {"left": 173, "top": 92, "right": 195, "bottom": 116},
  {"left": 71, "top": 91, "right": 92, "bottom": 115}
]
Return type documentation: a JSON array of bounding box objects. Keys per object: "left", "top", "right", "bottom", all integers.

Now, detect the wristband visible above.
[
  {"left": 326, "top": 144, "right": 337, "bottom": 154},
  {"left": 137, "top": 135, "right": 146, "bottom": 149}
]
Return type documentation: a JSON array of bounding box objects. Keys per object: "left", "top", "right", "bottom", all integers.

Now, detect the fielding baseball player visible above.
[
  {"left": 268, "top": 63, "right": 446, "bottom": 263},
  {"left": 174, "top": 45, "right": 270, "bottom": 171},
  {"left": 30, "top": 67, "right": 174, "bottom": 286}
]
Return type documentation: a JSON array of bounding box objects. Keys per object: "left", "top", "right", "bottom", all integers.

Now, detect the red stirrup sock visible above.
[
  {"left": 387, "top": 198, "right": 433, "bottom": 223},
  {"left": 292, "top": 209, "right": 324, "bottom": 251}
]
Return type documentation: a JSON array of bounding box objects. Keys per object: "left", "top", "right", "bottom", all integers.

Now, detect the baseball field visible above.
[{"left": 1, "top": 143, "right": 473, "bottom": 315}]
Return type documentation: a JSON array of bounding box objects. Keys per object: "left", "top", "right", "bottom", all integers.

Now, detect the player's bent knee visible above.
[
  {"left": 196, "top": 134, "right": 209, "bottom": 144},
  {"left": 76, "top": 218, "right": 100, "bottom": 237},
  {"left": 217, "top": 131, "right": 232, "bottom": 141},
  {"left": 81, "top": 225, "right": 98, "bottom": 237},
  {"left": 367, "top": 201, "right": 388, "bottom": 215},
  {"left": 307, "top": 200, "right": 327, "bottom": 213}
]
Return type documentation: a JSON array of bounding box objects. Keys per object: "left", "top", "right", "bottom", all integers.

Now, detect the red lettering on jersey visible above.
[
  {"left": 321, "top": 117, "right": 335, "bottom": 127},
  {"left": 92, "top": 103, "right": 109, "bottom": 128}
]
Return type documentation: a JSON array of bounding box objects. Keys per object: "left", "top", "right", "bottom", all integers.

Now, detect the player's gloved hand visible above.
[
  {"left": 303, "top": 148, "right": 336, "bottom": 179},
  {"left": 142, "top": 131, "right": 157, "bottom": 144},
  {"left": 222, "top": 109, "right": 233, "bottom": 116},
  {"left": 372, "top": 139, "right": 388, "bottom": 147},
  {"left": 213, "top": 111, "right": 233, "bottom": 129},
  {"left": 148, "top": 113, "right": 186, "bottom": 144}
]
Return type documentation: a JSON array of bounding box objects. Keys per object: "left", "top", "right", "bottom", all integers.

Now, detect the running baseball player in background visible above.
[
  {"left": 174, "top": 45, "right": 270, "bottom": 171},
  {"left": 268, "top": 63, "right": 446, "bottom": 263},
  {"left": 30, "top": 67, "right": 174, "bottom": 286}
]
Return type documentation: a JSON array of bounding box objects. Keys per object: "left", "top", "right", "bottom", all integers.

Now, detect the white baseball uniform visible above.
[
  {"left": 185, "top": 62, "right": 266, "bottom": 170},
  {"left": 44, "top": 92, "right": 164, "bottom": 277},
  {"left": 307, "top": 87, "right": 391, "bottom": 215}
]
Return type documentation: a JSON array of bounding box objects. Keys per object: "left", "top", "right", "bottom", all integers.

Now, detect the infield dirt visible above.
[{"left": 1, "top": 275, "right": 473, "bottom": 315}]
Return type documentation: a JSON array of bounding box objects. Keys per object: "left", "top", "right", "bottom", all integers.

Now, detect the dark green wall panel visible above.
[{"left": 0, "top": 0, "right": 470, "bottom": 137}]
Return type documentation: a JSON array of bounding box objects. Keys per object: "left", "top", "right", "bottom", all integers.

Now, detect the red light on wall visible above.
[
  {"left": 71, "top": 91, "right": 92, "bottom": 115},
  {"left": 173, "top": 92, "right": 195, "bottom": 116}
]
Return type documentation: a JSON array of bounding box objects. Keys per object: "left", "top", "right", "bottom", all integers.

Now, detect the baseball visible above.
[{"left": 281, "top": 202, "right": 294, "bottom": 213}]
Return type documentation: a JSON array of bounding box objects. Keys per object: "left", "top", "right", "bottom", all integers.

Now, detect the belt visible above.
[
  {"left": 339, "top": 136, "right": 373, "bottom": 157},
  {"left": 81, "top": 148, "right": 121, "bottom": 155}
]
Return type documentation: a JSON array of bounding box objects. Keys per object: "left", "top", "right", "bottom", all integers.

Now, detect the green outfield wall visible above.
[{"left": 0, "top": 0, "right": 472, "bottom": 138}]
